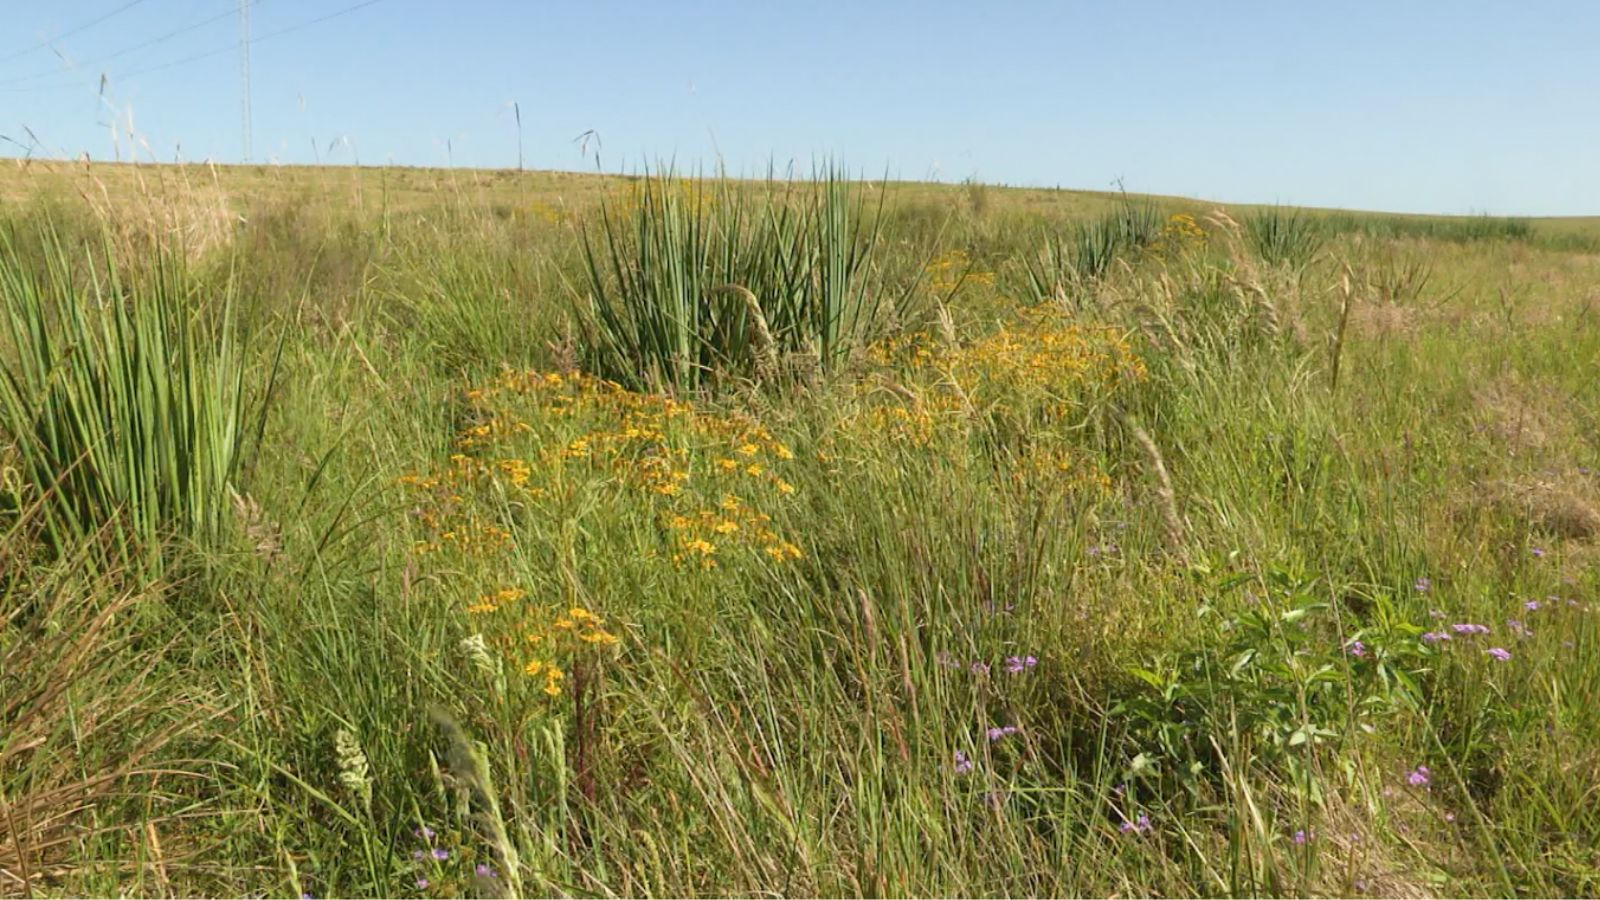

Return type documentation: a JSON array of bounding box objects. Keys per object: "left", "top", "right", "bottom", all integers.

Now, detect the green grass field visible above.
[{"left": 2, "top": 160, "right": 1598, "bottom": 898}]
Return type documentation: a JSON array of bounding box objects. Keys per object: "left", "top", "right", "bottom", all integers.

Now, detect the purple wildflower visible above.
[
  {"left": 970, "top": 661, "right": 991, "bottom": 676},
  {"left": 415, "top": 879, "right": 430, "bottom": 890},
  {"left": 1507, "top": 619, "right": 1530, "bottom": 637},
  {"left": 1444, "top": 812, "right": 1457, "bottom": 823},
  {"left": 1531, "top": 547, "right": 1546, "bottom": 558},
  {"left": 1429, "top": 609, "right": 1446, "bottom": 620},
  {"left": 1451, "top": 623, "right": 1489, "bottom": 635},
  {"left": 1119, "top": 813, "right": 1152, "bottom": 835},
  {"left": 1292, "top": 828, "right": 1313, "bottom": 844},
  {"left": 430, "top": 847, "right": 449, "bottom": 862},
  {"left": 1346, "top": 640, "right": 1368, "bottom": 658},
  {"left": 416, "top": 825, "right": 436, "bottom": 842},
  {"left": 1004, "top": 655, "right": 1038, "bottom": 674},
  {"left": 1487, "top": 647, "right": 1512, "bottom": 662},
  {"left": 411, "top": 849, "right": 427, "bottom": 861},
  {"left": 953, "top": 750, "right": 973, "bottom": 775},
  {"left": 1421, "top": 631, "right": 1451, "bottom": 644},
  {"left": 1406, "top": 765, "right": 1431, "bottom": 787},
  {"left": 475, "top": 864, "right": 498, "bottom": 879},
  {"left": 986, "top": 725, "right": 1020, "bottom": 742},
  {"left": 1414, "top": 577, "right": 1432, "bottom": 593},
  {"left": 1525, "top": 599, "right": 1541, "bottom": 612}
]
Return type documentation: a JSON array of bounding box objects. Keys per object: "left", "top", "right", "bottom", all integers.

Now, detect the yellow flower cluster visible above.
[
  {"left": 925, "top": 249, "right": 997, "bottom": 296},
  {"left": 1157, "top": 213, "right": 1207, "bottom": 251},
  {"left": 404, "top": 366, "right": 804, "bottom": 569},
  {"left": 524, "top": 201, "right": 570, "bottom": 226},
  {"left": 513, "top": 601, "right": 618, "bottom": 696},
  {"left": 398, "top": 366, "right": 808, "bottom": 689},
  {"left": 945, "top": 308, "right": 1147, "bottom": 404},
  {"left": 833, "top": 308, "right": 1145, "bottom": 494},
  {"left": 666, "top": 494, "right": 802, "bottom": 568}
]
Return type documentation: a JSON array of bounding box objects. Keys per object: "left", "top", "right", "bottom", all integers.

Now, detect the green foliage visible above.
[
  {"left": 5, "top": 165, "right": 1600, "bottom": 897},
  {"left": 576, "top": 167, "right": 901, "bottom": 391},
  {"left": 1022, "top": 199, "right": 1163, "bottom": 301},
  {"left": 0, "top": 228, "right": 255, "bottom": 571},
  {"left": 1246, "top": 207, "right": 1324, "bottom": 268},
  {"left": 1117, "top": 571, "right": 1427, "bottom": 795}
]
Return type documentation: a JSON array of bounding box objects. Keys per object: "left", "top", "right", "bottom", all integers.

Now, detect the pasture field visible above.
[{"left": 2, "top": 160, "right": 1598, "bottom": 898}]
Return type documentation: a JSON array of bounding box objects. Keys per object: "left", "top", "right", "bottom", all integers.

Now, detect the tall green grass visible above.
[
  {"left": 0, "top": 228, "right": 259, "bottom": 571},
  {"left": 576, "top": 167, "right": 903, "bottom": 391},
  {"left": 1245, "top": 207, "right": 1323, "bottom": 268},
  {"left": 1022, "top": 199, "right": 1163, "bottom": 302}
]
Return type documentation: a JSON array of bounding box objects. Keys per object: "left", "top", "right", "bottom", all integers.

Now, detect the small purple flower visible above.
[
  {"left": 1531, "top": 547, "right": 1546, "bottom": 558},
  {"left": 1421, "top": 631, "right": 1451, "bottom": 644},
  {"left": 1451, "top": 623, "right": 1489, "bottom": 635},
  {"left": 970, "top": 661, "right": 991, "bottom": 676},
  {"left": 1346, "top": 640, "right": 1367, "bottom": 658},
  {"left": 1507, "top": 619, "right": 1531, "bottom": 637},
  {"left": 953, "top": 750, "right": 973, "bottom": 774},
  {"left": 411, "top": 849, "right": 427, "bottom": 861},
  {"left": 1444, "top": 812, "right": 1457, "bottom": 823},
  {"left": 430, "top": 847, "right": 449, "bottom": 861},
  {"left": 1406, "top": 765, "right": 1431, "bottom": 787},
  {"left": 415, "top": 825, "right": 436, "bottom": 842},
  {"left": 1354, "top": 878, "right": 1369, "bottom": 893},
  {"left": 1120, "top": 813, "right": 1152, "bottom": 835},
  {"left": 986, "top": 725, "right": 1020, "bottom": 742},
  {"left": 1525, "top": 599, "right": 1541, "bottom": 612},
  {"left": 1414, "top": 577, "right": 1432, "bottom": 592},
  {"left": 475, "top": 864, "right": 498, "bottom": 879},
  {"left": 1429, "top": 609, "right": 1446, "bottom": 620},
  {"left": 1292, "top": 828, "right": 1313, "bottom": 844},
  {"left": 301, "top": 894, "right": 314, "bottom": 900},
  {"left": 415, "top": 878, "right": 430, "bottom": 890},
  {"left": 1004, "top": 655, "right": 1039, "bottom": 674},
  {"left": 1487, "top": 647, "right": 1512, "bottom": 662}
]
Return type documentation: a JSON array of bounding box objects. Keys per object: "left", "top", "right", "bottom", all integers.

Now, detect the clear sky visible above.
[{"left": 3, "top": 0, "right": 1597, "bottom": 215}]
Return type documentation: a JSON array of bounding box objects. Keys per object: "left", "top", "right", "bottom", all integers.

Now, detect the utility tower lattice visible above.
[{"left": 239, "top": 0, "right": 252, "bottom": 161}]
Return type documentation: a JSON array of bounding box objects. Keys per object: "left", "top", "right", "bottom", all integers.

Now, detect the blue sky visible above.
[{"left": 3, "top": 0, "right": 1597, "bottom": 215}]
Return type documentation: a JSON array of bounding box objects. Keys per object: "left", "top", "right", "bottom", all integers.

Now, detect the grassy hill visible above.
[{"left": 2, "top": 159, "right": 1597, "bottom": 897}]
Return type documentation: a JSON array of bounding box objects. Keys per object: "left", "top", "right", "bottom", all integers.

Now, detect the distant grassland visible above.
[
  {"left": 5, "top": 157, "right": 1597, "bottom": 245},
  {"left": 2, "top": 159, "right": 1598, "bottom": 898}
]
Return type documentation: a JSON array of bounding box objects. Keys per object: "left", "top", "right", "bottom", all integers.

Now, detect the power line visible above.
[
  {"left": 0, "top": 1, "right": 263, "bottom": 89},
  {"left": 0, "top": 0, "right": 152, "bottom": 65},
  {"left": 0, "top": 0, "right": 383, "bottom": 93},
  {"left": 116, "top": 0, "right": 385, "bottom": 80},
  {"left": 239, "top": 0, "right": 252, "bottom": 161}
]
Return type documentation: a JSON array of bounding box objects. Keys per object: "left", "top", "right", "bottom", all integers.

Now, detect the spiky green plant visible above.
[
  {"left": 0, "top": 227, "right": 251, "bottom": 571},
  {"left": 1245, "top": 207, "right": 1323, "bottom": 268},
  {"left": 1022, "top": 200, "right": 1163, "bottom": 301},
  {"left": 576, "top": 167, "right": 898, "bottom": 392}
]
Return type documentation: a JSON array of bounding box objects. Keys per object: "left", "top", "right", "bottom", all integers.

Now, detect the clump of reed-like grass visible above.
[
  {"left": 1022, "top": 199, "right": 1163, "bottom": 302},
  {"left": 1245, "top": 206, "right": 1323, "bottom": 268},
  {"left": 575, "top": 166, "right": 904, "bottom": 392},
  {"left": 0, "top": 226, "right": 257, "bottom": 571}
]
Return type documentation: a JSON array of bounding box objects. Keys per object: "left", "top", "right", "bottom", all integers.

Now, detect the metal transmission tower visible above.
[{"left": 239, "top": 0, "right": 253, "bottom": 160}]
